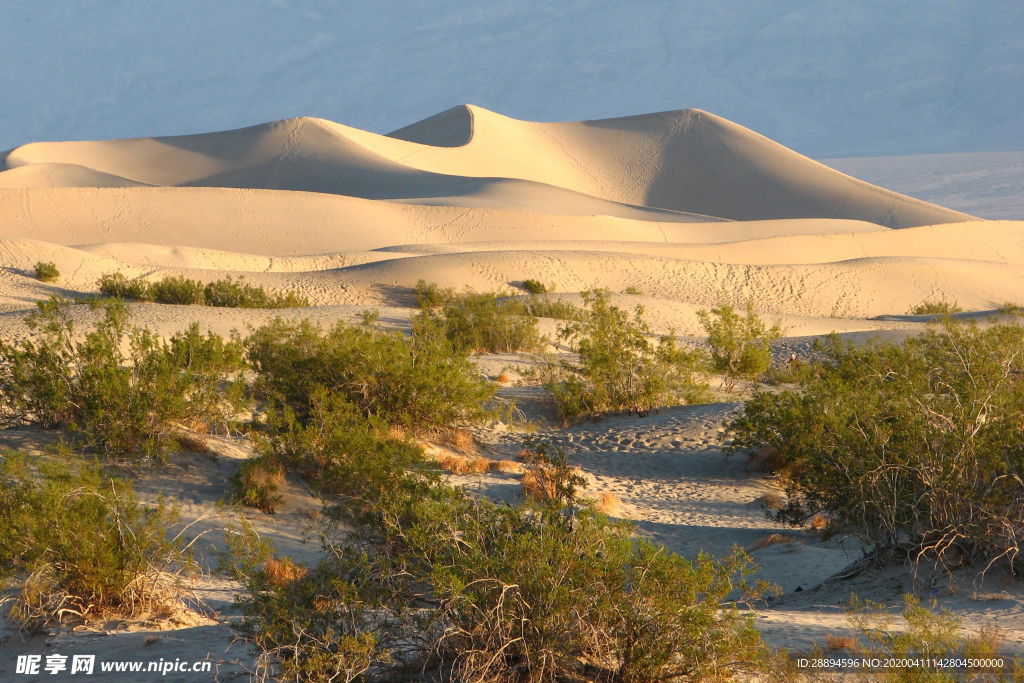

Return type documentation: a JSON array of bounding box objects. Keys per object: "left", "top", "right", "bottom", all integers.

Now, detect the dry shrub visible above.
[
  {"left": 263, "top": 558, "right": 307, "bottom": 587},
  {"left": 522, "top": 467, "right": 557, "bottom": 501},
  {"left": 436, "top": 452, "right": 471, "bottom": 474},
  {"left": 757, "top": 492, "right": 785, "bottom": 511},
  {"left": 231, "top": 457, "right": 285, "bottom": 513},
  {"left": 592, "top": 491, "right": 624, "bottom": 516},
  {"left": 497, "top": 372, "right": 513, "bottom": 383},
  {"left": 451, "top": 428, "right": 476, "bottom": 453},
  {"left": 809, "top": 514, "right": 828, "bottom": 530},
  {"left": 386, "top": 424, "right": 406, "bottom": 440},
  {"left": 491, "top": 459, "right": 524, "bottom": 474},
  {"left": 749, "top": 533, "right": 802, "bottom": 551},
  {"left": 466, "top": 457, "right": 491, "bottom": 474},
  {"left": 747, "top": 444, "right": 783, "bottom": 473},
  {"left": 823, "top": 634, "right": 857, "bottom": 651}
]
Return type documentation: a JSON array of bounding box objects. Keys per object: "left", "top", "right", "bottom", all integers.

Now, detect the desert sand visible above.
[{"left": 0, "top": 106, "right": 1021, "bottom": 676}]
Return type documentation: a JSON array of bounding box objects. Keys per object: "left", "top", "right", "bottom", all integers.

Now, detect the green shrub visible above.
[
  {"left": 622, "top": 286, "right": 643, "bottom": 295},
  {"left": 235, "top": 387, "right": 770, "bottom": 683},
  {"left": 523, "top": 294, "right": 582, "bottom": 321},
  {"left": 0, "top": 298, "right": 246, "bottom": 458},
  {"left": 727, "top": 320, "right": 1024, "bottom": 571},
  {"left": 414, "top": 279, "right": 455, "bottom": 309},
  {"left": 33, "top": 261, "right": 60, "bottom": 283},
  {"left": 246, "top": 317, "right": 495, "bottom": 433},
  {"left": 0, "top": 452, "right": 194, "bottom": 631},
  {"left": 997, "top": 302, "right": 1021, "bottom": 315},
  {"left": 231, "top": 456, "right": 285, "bottom": 513},
  {"left": 546, "top": 289, "right": 709, "bottom": 422},
  {"left": 204, "top": 275, "right": 309, "bottom": 309},
  {"left": 698, "top": 301, "right": 782, "bottom": 393},
  {"left": 98, "top": 272, "right": 153, "bottom": 300},
  {"left": 97, "top": 272, "right": 308, "bottom": 308},
  {"left": 522, "top": 278, "right": 548, "bottom": 294},
  {"left": 911, "top": 300, "right": 962, "bottom": 315},
  {"left": 150, "top": 275, "right": 207, "bottom": 305},
  {"left": 428, "top": 290, "right": 542, "bottom": 353}
]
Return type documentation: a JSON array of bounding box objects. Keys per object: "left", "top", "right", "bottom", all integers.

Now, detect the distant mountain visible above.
[{"left": 0, "top": 1, "right": 1020, "bottom": 157}]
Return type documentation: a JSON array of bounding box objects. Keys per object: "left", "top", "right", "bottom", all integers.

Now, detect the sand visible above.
[{"left": 0, "top": 106, "right": 1020, "bottom": 676}]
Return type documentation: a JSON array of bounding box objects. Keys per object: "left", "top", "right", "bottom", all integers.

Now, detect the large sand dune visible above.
[{"left": 0, "top": 105, "right": 1014, "bottom": 325}]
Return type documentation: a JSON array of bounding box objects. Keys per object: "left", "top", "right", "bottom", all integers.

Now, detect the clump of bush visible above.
[
  {"left": 97, "top": 272, "right": 309, "bottom": 308},
  {"left": 246, "top": 316, "right": 495, "bottom": 434},
  {"left": 0, "top": 297, "right": 247, "bottom": 458},
  {"left": 33, "top": 261, "right": 60, "bottom": 283},
  {"left": 698, "top": 301, "right": 782, "bottom": 393},
  {"left": 413, "top": 280, "right": 543, "bottom": 353},
  {"left": 0, "top": 452, "right": 196, "bottom": 632},
  {"left": 521, "top": 278, "right": 548, "bottom": 294},
  {"left": 231, "top": 456, "right": 285, "bottom": 513},
  {"left": 234, "top": 387, "right": 771, "bottom": 683},
  {"left": 545, "top": 289, "right": 709, "bottom": 422},
  {"left": 911, "top": 300, "right": 962, "bottom": 316},
  {"left": 728, "top": 319, "right": 1024, "bottom": 572}
]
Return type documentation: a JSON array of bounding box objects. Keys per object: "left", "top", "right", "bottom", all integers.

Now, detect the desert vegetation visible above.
[
  {"left": 414, "top": 280, "right": 543, "bottom": 353},
  {"left": 98, "top": 272, "right": 309, "bottom": 308},
  {"left": 0, "top": 297, "right": 247, "bottom": 459},
  {"left": 545, "top": 289, "right": 709, "bottom": 422},
  {"left": 33, "top": 261, "right": 60, "bottom": 282},
  {"left": 0, "top": 452, "right": 198, "bottom": 632},
  {"left": 728, "top": 318, "right": 1024, "bottom": 573},
  {"left": 698, "top": 301, "right": 782, "bottom": 393}
]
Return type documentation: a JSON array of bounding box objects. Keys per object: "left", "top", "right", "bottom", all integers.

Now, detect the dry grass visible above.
[
  {"left": 823, "top": 634, "right": 857, "bottom": 651},
  {"left": 497, "top": 372, "right": 513, "bottom": 383},
  {"left": 749, "top": 533, "right": 802, "bottom": 551},
  {"left": 263, "top": 558, "right": 307, "bottom": 587},
  {"left": 436, "top": 452, "right": 491, "bottom": 475},
  {"left": 386, "top": 424, "right": 406, "bottom": 440},
  {"left": 521, "top": 468, "right": 556, "bottom": 501},
  {"left": 809, "top": 514, "right": 829, "bottom": 530},
  {"left": 747, "top": 444, "right": 783, "bottom": 473},
  {"left": 591, "top": 491, "right": 625, "bottom": 517},
  {"left": 450, "top": 428, "right": 476, "bottom": 453},
  {"left": 490, "top": 459, "right": 524, "bottom": 474},
  {"left": 756, "top": 492, "right": 785, "bottom": 511}
]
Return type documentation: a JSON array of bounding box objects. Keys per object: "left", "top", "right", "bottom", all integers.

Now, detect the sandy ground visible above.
[{"left": 0, "top": 107, "right": 1021, "bottom": 680}]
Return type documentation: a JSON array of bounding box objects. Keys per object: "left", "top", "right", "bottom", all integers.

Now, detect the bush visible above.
[
  {"left": 522, "top": 278, "right": 548, "bottom": 294},
  {"left": 428, "top": 290, "right": 542, "bottom": 353},
  {"left": 911, "top": 300, "right": 962, "bottom": 316},
  {"left": 523, "top": 294, "right": 582, "bottom": 321},
  {"left": 231, "top": 456, "right": 285, "bottom": 513},
  {"left": 414, "top": 279, "right": 455, "bottom": 309},
  {"left": 727, "top": 320, "right": 1024, "bottom": 571},
  {"left": 246, "top": 317, "right": 495, "bottom": 433},
  {"left": 33, "top": 261, "right": 59, "bottom": 283},
  {"left": 546, "top": 289, "right": 709, "bottom": 422},
  {"left": 98, "top": 272, "right": 152, "bottom": 300},
  {"left": 150, "top": 275, "right": 207, "bottom": 305},
  {"left": 204, "top": 275, "right": 308, "bottom": 309},
  {"left": 0, "top": 298, "right": 246, "bottom": 458},
  {"left": 0, "top": 452, "right": 195, "bottom": 631},
  {"left": 234, "top": 388, "right": 771, "bottom": 683},
  {"left": 97, "top": 272, "right": 309, "bottom": 308},
  {"left": 698, "top": 301, "right": 782, "bottom": 393}
]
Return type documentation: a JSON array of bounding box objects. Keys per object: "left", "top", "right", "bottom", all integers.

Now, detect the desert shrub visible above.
[
  {"left": 246, "top": 317, "right": 495, "bottom": 433},
  {"left": 0, "top": 298, "right": 246, "bottom": 458},
  {"left": 414, "top": 279, "right": 455, "bottom": 309},
  {"left": 698, "top": 301, "right": 782, "bottom": 393},
  {"left": 518, "top": 438, "right": 587, "bottom": 508},
  {"left": 236, "top": 405, "right": 771, "bottom": 683},
  {"left": 431, "top": 290, "right": 542, "bottom": 353},
  {"left": 728, "top": 320, "right": 1024, "bottom": 571},
  {"left": 523, "top": 294, "right": 582, "bottom": 321},
  {"left": 911, "top": 300, "right": 963, "bottom": 316},
  {"left": 33, "top": 261, "right": 59, "bottom": 282},
  {"left": 98, "top": 272, "right": 153, "bottom": 300},
  {"left": 0, "top": 452, "right": 195, "bottom": 631},
  {"left": 149, "top": 274, "right": 207, "bottom": 305},
  {"left": 204, "top": 275, "right": 309, "bottom": 309},
  {"left": 997, "top": 302, "right": 1021, "bottom": 315},
  {"left": 546, "top": 289, "right": 709, "bottom": 422},
  {"left": 522, "top": 278, "right": 548, "bottom": 294},
  {"left": 231, "top": 456, "right": 285, "bottom": 513},
  {"left": 97, "top": 272, "right": 308, "bottom": 308},
  {"left": 622, "top": 286, "right": 643, "bottom": 295},
  {"left": 838, "top": 593, "right": 1018, "bottom": 681}
]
